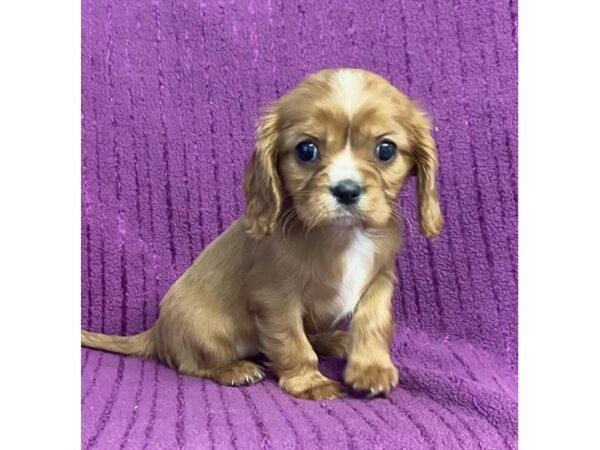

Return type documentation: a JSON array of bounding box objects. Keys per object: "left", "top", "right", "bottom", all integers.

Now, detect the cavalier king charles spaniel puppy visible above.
[{"left": 82, "top": 68, "right": 443, "bottom": 400}]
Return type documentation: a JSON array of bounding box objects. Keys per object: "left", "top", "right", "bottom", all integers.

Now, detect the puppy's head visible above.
[{"left": 243, "top": 68, "right": 443, "bottom": 239}]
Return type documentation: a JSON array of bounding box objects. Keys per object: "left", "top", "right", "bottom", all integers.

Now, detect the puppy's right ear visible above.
[{"left": 243, "top": 106, "right": 282, "bottom": 239}]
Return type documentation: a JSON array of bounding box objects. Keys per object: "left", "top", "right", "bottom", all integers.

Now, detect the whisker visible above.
[
  {"left": 391, "top": 205, "right": 416, "bottom": 232},
  {"left": 280, "top": 208, "right": 298, "bottom": 243}
]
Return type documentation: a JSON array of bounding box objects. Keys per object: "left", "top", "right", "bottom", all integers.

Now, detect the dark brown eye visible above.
[
  {"left": 375, "top": 140, "right": 397, "bottom": 162},
  {"left": 296, "top": 141, "right": 319, "bottom": 162}
]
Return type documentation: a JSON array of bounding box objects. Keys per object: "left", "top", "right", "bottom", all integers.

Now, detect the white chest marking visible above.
[{"left": 334, "top": 229, "right": 376, "bottom": 322}]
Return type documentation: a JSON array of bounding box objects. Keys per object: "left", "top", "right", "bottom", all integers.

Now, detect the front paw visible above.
[
  {"left": 280, "top": 372, "right": 345, "bottom": 401},
  {"left": 344, "top": 361, "right": 399, "bottom": 397},
  {"left": 295, "top": 379, "right": 345, "bottom": 401}
]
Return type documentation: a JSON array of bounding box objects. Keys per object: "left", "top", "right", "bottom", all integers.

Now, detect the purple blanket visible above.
[{"left": 81, "top": 0, "right": 517, "bottom": 448}]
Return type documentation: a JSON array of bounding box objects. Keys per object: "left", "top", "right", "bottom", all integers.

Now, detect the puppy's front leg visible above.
[
  {"left": 256, "top": 301, "right": 344, "bottom": 400},
  {"left": 344, "top": 269, "right": 399, "bottom": 397}
]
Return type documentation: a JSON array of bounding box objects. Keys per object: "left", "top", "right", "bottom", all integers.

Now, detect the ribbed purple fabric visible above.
[{"left": 81, "top": 0, "right": 517, "bottom": 448}]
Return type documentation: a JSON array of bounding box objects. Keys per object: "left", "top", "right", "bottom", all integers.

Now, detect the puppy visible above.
[{"left": 82, "top": 68, "right": 443, "bottom": 400}]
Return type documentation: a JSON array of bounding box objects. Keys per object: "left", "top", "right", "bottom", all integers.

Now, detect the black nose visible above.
[{"left": 330, "top": 180, "right": 363, "bottom": 205}]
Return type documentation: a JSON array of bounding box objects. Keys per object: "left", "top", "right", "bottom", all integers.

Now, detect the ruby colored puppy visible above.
[{"left": 82, "top": 68, "right": 443, "bottom": 400}]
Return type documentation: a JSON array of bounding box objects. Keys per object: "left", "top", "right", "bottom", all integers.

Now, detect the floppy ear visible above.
[
  {"left": 410, "top": 111, "right": 443, "bottom": 238},
  {"left": 243, "top": 107, "right": 282, "bottom": 239}
]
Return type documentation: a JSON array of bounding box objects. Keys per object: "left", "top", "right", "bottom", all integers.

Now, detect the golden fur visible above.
[{"left": 81, "top": 68, "right": 443, "bottom": 400}]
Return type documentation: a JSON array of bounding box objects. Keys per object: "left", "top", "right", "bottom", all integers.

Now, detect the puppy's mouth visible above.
[
  {"left": 330, "top": 215, "right": 362, "bottom": 227},
  {"left": 327, "top": 203, "right": 364, "bottom": 226}
]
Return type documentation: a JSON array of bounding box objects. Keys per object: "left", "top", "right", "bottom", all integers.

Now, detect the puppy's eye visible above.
[
  {"left": 375, "top": 140, "right": 397, "bottom": 162},
  {"left": 296, "top": 141, "right": 319, "bottom": 162}
]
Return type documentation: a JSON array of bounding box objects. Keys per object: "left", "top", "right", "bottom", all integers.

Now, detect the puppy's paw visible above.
[
  {"left": 296, "top": 379, "right": 345, "bottom": 401},
  {"left": 210, "top": 360, "right": 266, "bottom": 387},
  {"left": 280, "top": 372, "right": 345, "bottom": 401},
  {"left": 344, "top": 361, "right": 399, "bottom": 398}
]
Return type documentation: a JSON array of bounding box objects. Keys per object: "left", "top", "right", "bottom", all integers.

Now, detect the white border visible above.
[
  {"left": 520, "top": 1, "right": 600, "bottom": 449},
  {"left": 0, "top": 2, "right": 80, "bottom": 448}
]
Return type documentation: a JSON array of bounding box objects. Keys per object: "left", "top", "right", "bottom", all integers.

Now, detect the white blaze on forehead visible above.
[
  {"left": 332, "top": 69, "right": 366, "bottom": 118},
  {"left": 328, "top": 69, "right": 367, "bottom": 186},
  {"left": 328, "top": 141, "right": 362, "bottom": 185}
]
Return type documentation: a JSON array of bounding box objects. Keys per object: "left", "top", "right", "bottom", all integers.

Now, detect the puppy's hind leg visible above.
[
  {"left": 208, "top": 360, "right": 266, "bottom": 386},
  {"left": 169, "top": 334, "right": 265, "bottom": 387},
  {"left": 177, "top": 360, "right": 266, "bottom": 387},
  {"left": 157, "top": 290, "right": 266, "bottom": 387},
  {"left": 309, "top": 331, "right": 348, "bottom": 358}
]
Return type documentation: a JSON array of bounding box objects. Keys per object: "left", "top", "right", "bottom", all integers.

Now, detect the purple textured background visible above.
[{"left": 81, "top": 0, "right": 517, "bottom": 448}]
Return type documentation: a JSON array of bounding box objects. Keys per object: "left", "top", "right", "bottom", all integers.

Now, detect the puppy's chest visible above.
[{"left": 329, "top": 230, "right": 377, "bottom": 321}]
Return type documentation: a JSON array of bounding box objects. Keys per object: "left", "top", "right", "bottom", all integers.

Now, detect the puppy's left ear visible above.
[
  {"left": 243, "top": 106, "right": 282, "bottom": 239},
  {"left": 410, "top": 110, "right": 443, "bottom": 238}
]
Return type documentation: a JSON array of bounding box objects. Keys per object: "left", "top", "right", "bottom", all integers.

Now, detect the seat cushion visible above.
[{"left": 82, "top": 330, "right": 516, "bottom": 449}]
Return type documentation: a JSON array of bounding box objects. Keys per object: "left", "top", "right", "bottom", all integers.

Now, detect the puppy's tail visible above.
[{"left": 81, "top": 329, "right": 155, "bottom": 359}]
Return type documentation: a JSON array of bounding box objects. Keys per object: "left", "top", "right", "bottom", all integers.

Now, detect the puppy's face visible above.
[{"left": 244, "top": 69, "right": 443, "bottom": 238}]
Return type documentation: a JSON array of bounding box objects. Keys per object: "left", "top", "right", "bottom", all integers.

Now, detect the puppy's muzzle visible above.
[{"left": 330, "top": 180, "right": 363, "bottom": 205}]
